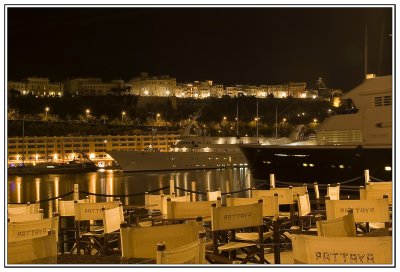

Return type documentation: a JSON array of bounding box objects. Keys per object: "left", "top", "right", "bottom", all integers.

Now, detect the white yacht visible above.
[
  {"left": 239, "top": 75, "right": 392, "bottom": 186},
  {"left": 107, "top": 135, "right": 290, "bottom": 172}
]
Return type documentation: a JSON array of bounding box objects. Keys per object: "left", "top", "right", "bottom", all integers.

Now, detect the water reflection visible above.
[{"left": 7, "top": 168, "right": 254, "bottom": 218}]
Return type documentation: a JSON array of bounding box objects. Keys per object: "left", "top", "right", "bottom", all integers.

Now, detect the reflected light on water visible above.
[
  {"left": 7, "top": 168, "right": 255, "bottom": 214},
  {"left": 35, "top": 178, "right": 40, "bottom": 202},
  {"left": 89, "top": 174, "right": 97, "bottom": 203},
  {"left": 106, "top": 175, "right": 114, "bottom": 202},
  {"left": 16, "top": 177, "right": 22, "bottom": 203},
  {"left": 206, "top": 171, "right": 211, "bottom": 191},
  {"left": 53, "top": 177, "right": 60, "bottom": 214}
]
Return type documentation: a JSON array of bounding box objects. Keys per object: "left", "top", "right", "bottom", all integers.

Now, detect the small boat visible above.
[
  {"left": 8, "top": 160, "right": 98, "bottom": 175},
  {"left": 239, "top": 75, "right": 392, "bottom": 186}
]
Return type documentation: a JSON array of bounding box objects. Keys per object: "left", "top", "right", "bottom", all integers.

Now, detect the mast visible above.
[
  {"left": 365, "top": 24, "right": 368, "bottom": 79},
  {"left": 378, "top": 22, "right": 384, "bottom": 76},
  {"left": 236, "top": 99, "right": 239, "bottom": 137},
  {"left": 256, "top": 99, "right": 259, "bottom": 138},
  {"left": 275, "top": 104, "right": 278, "bottom": 138},
  {"left": 22, "top": 119, "right": 25, "bottom": 164}
]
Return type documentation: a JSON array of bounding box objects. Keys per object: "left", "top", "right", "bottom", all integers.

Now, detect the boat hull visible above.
[
  {"left": 239, "top": 144, "right": 392, "bottom": 186},
  {"left": 107, "top": 150, "right": 248, "bottom": 172},
  {"left": 8, "top": 163, "right": 98, "bottom": 176}
]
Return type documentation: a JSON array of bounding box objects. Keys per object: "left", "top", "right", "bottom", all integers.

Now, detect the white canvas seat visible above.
[
  {"left": 326, "top": 183, "right": 341, "bottom": 200},
  {"left": 120, "top": 220, "right": 200, "bottom": 260},
  {"left": 58, "top": 199, "right": 88, "bottom": 253},
  {"left": 291, "top": 234, "right": 392, "bottom": 264},
  {"left": 59, "top": 199, "right": 88, "bottom": 217},
  {"left": 227, "top": 195, "right": 283, "bottom": 264},
  {"left": 207, "top": 189, "right": 222, "bottom": 201},
  {"left": 291, "top": 184, "right": 308, "bottom": 199},
  {"left": 252, "top": 188, "right": 295, "bottom": 221},
  {"left": 8, "top": 229, "right": 58, "bottom": 264},
  {"left": 99, "top": 205, "right": 125, "bottom": 254},
  {"left": 360, "top": 182, "right": 392, "bottom": 205},
  {"left": 144, "top": 193, "right": 190, "bottom": 221},
  {"left": 160, "top": 194, "right": 191, "bottom": 215},
  {"left": 295, "top": 192, "right": 325, "bottom": 234},
  {"left": 207, "top": 201, "right": 267, "bottom": 264},
  {"left": 316, "top": 209, "right": 356, "bottom": 237},
  {"left": 156, "top": 230, "right": 207, "bottom": 264}
]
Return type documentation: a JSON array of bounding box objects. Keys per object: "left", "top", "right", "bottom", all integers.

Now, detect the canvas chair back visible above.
[
  {"left": 120, "top": 221, "right": 200, "bottom": 259},
  {"left": 327, "top": 184, "right": 340, "bottom": 200},
  {"left": 8, "top": 211, "right": 44, "bottom": 223},
  {"left": 291, "top": 234, "right": 392, "bottom": 264},
  {"left": 260, "top": 195, "right": 279, "bottom": 218},
  {"left": 161, "top": 194, "right": 190, "bottom": 215},
  {"left": 226, "top": 196, "right": 258, "bottom": 206},
  {"left": 226, "top": 195, "right": 279, "bottom": 218},
  {"left": 59, "top": 199, "right": 88, "bottom": 216},
  {"left": 207, "top": 189, "right": 222, "bottom": 201},
  {"left": 156, "top": 230, "right": 206, "bottom": 264},
  {"left": 316, "top": 211, "right": 356, "bottom": 237},
  {"left": 253, "top": 188, "right": 294, "bottom": 205},
  {"left": 74, "top": 201, "right": 121, "bottom": 221},
  {"left": 211, "top": 201, "right": 263, "bottom": 231},
  {"left": 8, "top": 216, "right": 59, "bottom": 242},
  {"left": 102, "top": 205, "right": 124, "bottom": 234},
  {"left": 8, "top": 202, "right": 40, "bottom": 215},
  {"left": 8, "top": 229, "right": 58, "bottom": 264},
  {"left": 145, "top": 194, "right": 173, "bottom": 211},
  {"left": 292, "top": 184, "right": 308, "bottom": 199},
  {"left": 166, "top": 200, "right": 218, "bottom": 220},
  {"left": 297, "top": 193, "right": 312, "bottom": 217},
  {"left": 360, "top": 182, "right": 392, "bottom": 205},
  {"left": 325, "top": 199, "right": 390, "bottom": 223}
]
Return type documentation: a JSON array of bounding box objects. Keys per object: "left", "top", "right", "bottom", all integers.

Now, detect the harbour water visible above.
[{"left": 7, "top": 167, "right": 256, "bottom": 217}]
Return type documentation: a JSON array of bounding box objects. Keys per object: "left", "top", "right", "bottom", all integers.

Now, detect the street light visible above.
[
  {"left": 85, "top": 109, "right": 90, "bottom": 122},
  {"left": 156, "top": 113, "right": 161, "bottom": 125},
  {"left": 122, "top": 111, "right": 126, "bottom": 121},
  {"left": 45, "top": 107, "right": 50, "bottom": 120},
  {"left": 254, "top": 117, "right": 259, "bottom": 138}
]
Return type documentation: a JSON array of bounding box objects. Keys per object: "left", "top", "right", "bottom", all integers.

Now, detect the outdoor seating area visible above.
[{"left": 6, "top": 177, "right": 393, "bottom": 265}]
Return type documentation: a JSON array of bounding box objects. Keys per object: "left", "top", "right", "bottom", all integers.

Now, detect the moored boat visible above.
[
  {"left": 240, "top": 75, "right": 392, "bottom": 186},
  {"left": 8, "top": 160, "right": 98, "bottom": 175},
  {"left": 107, "top": 136, "right": 291, "bottom": 172}
]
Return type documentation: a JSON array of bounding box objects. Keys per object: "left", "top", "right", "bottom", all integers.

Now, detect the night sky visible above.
[{"left": 7, "top": 6, "right": 392, "bottom": 91}]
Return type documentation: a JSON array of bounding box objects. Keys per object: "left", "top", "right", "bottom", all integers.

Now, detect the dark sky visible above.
[{"left": 7, "top": 7, "right": 392, "bottom": 91}]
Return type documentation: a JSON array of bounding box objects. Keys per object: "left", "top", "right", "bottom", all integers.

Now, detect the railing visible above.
[{"left": 7, "top": 169, "right": 386, "bottom": 205}]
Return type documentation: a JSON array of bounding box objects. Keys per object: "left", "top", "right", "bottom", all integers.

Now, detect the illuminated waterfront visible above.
[{"left": 7, "top": 168, "right": 255, "bottom": 217}]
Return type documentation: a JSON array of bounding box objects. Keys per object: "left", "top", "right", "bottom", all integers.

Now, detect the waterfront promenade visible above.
[{"left": 7, "top": 178, "right": 392, "bottom": 266}]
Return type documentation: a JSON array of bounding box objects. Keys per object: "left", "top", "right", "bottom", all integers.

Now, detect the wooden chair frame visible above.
[
  {"left": 207, "top": 200, "right": 267, "bottom": 264},
  {"left": 73, "top": 201, "right": 121, "bottom": 255}
]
